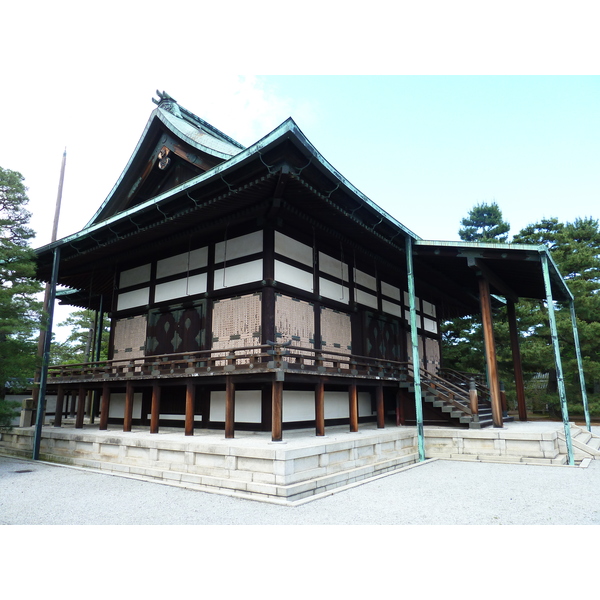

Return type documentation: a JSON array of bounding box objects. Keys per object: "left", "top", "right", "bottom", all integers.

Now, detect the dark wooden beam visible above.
[
  {"left": 225, "top": 377, "right": 235, "bottom": 439},
  {"left": 185, "top": 382, "right": 195, "bottom": 436},
  {"left": 507, "top": 300, "right": 528, "bottom": 421},
  {"left": 349, "top": 384, "right": 358, "bottom": 432},
  {"left": 315, "top": 380, "right": 325, "bottom": 436},
  {"left": 123, "top": 381, "right": 134, "bottom": 432},
  {"left": 99, "top": 383, "right": 110, "bottom": 430},
  {"left": 272, "top": 380, "right": 283, "bottom": 442},
  {"left": 376, "top": 385, "right": 385, "bottom": 429},
  {"left": 468, "top": 257, "right": 519, "bottom": 303},
  {"left": 54, "top": 385, "right": 64, "bottom": 428},
  {"left": 478, "top": 278, "right": 503, "bottom": 427},
  {"left": 75, "top": 385, "right": 86, "bottom": 429},
  {"left": 150, "top": 383, "right": 161, "bottom": 434}
]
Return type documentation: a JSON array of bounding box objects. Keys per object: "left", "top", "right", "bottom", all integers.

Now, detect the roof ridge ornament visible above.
[{"left": 152, "top": 90, "right": 182, "bottom": 117}]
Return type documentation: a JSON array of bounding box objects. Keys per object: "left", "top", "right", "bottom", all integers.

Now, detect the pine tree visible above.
[
  {"left": 0, "top": 167, "right": 43, "bottom": 427},
  {"left": 458, "top": 201, "right": 511, "bottom": 243}
]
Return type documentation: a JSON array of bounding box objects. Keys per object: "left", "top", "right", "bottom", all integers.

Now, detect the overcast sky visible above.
[{"left": 2, "top": 2, "right": 598, "bottom": 336}]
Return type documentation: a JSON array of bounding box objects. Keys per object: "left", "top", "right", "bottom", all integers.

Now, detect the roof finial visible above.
[{"left": 152, "top": 90, "right": 181, "bottom": 117}]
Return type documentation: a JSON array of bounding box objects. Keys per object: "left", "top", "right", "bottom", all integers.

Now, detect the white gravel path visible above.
[{"left": 2, "top": 450, "right": 599, "bottom": 525}]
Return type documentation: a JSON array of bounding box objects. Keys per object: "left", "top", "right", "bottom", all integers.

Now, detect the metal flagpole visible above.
[
  {"left": 406, "top": 237, "right": 425, "bottom": 461},
  {"left": 569, "top": 300, "right": 591, "bottom": 432},
  {"left": 540, "top": 252, "right": 574, "bottom": 466},
  {"left": 32, "top": 149, "right": 66, "bottom": 459}
]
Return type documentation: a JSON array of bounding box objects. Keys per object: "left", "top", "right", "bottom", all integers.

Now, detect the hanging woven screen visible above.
[
  {"left": 212, "top": 293, "right": 262, "bottom": 364},
  {"left": 112, "top": 315, "right": 147, "bottom": 364},
  {"left": 320, "top": 307, "right": 352, "bottom": 368},
  {"left": 275, "top": 294, "right": 315, "bottom": 364}
]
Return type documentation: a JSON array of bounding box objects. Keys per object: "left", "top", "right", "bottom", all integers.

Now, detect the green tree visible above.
[
  {"left": 442, "top": 201, "right": 512, "bottom": 376},
  {"left": 51, "top": 309, "right": 110, "bottom": 365},
  {"left": 0, "top": 167, "right": 43, "bottom": 427},
  {"left": 458, "top": 201, "right": 511, "bottom": 242},
  {"left": 513, "top": 217, "right": 600, "bottom": 406}
]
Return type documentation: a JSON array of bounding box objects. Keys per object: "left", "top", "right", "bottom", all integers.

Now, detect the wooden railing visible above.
[
  {"left": 47, "top": 343, "right": 410, "bottom": 383},
  {"left": 438, "top": 368, "right": 491, "bottom": 403}
]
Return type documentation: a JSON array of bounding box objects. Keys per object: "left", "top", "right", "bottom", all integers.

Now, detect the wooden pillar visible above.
[
  {"left": 185, "top": 382, "right": 195, "bottom": 437},
  {"left": 272, "top": 379, "right": 283, "bottom": 442},
  {"left": 123, "top": 381, "right": 134, "bottom": 432},
  {"left": 54, "top": 385, "right": 64, "bottom": 427},
  {"left": 150, "top": 383, "right": 161, "bottom": 434},
  {"left": 376, "top": 385, "right": 385, "bottom": 429},
  {"left": 225, "top": 377, "right": 235, "bottom": 439},
  {"left": 349, "top": 383, "right": 358, "bottom": 432},
  {"left": 478, "top": 278, "right": 503, "bottom": 427},
  {"left": 99, "top": 383, "right": 110, "bottom": 430},
  {"left": 75, "top": 385, "right": 86, "bottom": 429},
  {"left": 506, "top": 300, "right": 527, "bottom": 421},
  {"left": 396, "top": 388, "right": 407, "bottom": 426},
  {"left": 69, "top": 392, "right": 76, "bottom": 418},
  {"left": 315, "top": 380, "right": 325, "bottom": 436}
]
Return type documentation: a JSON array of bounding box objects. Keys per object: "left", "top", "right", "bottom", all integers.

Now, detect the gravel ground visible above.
[{"left": 2, "top": 451, "right": 599, "bottom": 525}]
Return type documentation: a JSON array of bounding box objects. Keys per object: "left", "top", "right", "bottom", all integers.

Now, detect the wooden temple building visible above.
[{"left": 33, "top": 91, "right": 587, "bottom": 462}]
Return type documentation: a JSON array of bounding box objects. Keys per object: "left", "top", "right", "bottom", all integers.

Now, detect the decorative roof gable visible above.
[{"left": 86, "top": 91, "right": 245, "bottom": 226}]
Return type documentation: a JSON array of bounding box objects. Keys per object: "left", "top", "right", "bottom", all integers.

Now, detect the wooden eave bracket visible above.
[{"left": 467, "top": 257, "right": 519, "bottom": 303}]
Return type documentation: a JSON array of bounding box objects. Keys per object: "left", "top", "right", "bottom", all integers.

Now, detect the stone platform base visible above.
[{"left": 0, "top": 421, "right": 595, "bottom": 505}]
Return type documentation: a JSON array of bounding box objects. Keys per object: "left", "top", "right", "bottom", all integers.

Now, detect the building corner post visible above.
[
  {"left": 33, "top": 245, "right": 60, "bottom": 460},
  {"left": 569, "top": 300, "right": 591, "bottom": 432},
  {"left": 541, "top": 253, "right": 574, "bottom": 465},
  {"left": 406, "top": 237, "right": 425, "bottom": 461}
]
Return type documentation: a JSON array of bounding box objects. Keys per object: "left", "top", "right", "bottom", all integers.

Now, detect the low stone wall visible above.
[
  {"left": 424, "top": 427, "right": 566, "bottom": 465},
  {"left": 0, "top": 426, "right": 420, "bottom": 504}
]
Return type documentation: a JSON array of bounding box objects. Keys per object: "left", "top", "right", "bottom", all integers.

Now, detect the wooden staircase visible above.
[{"left": 400, "top": 367, "right": 513, "bottom": 429}]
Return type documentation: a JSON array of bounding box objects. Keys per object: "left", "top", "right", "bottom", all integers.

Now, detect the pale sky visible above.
[{"left": 2, "top": 2, "right": 599, "bottom": 335}]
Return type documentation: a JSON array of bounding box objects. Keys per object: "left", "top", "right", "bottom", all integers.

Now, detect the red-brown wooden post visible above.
[
  {"left": 75, "top": 385, "right": 86, "bottom": 429},
  {"left": 225, "top": 377, "right": 235, "bottom": 439},
  {"left": 150, "top": 383, "right": 161, "bottom": 434},
  {"left": 376, "top": 385, "right": 385, "bottom": 429},
  {"left": 123, "top": 381, "right": 134, "bottom": 432},
  {"left": 507, "top": 300, "right": 528, "bottom": 421},
  {"left": 54, "top": 385, "right": 64, "bottom": 427},
  {"left": 478, "top": 278, "right": 503, "bottom": 427},
  {"left": 185, "top": 382, "right": 195, "bottom": 437},
  {"left": 315, "top": 380, "right": 325, "bottom": 436},
  {"left": 99, "top": 383, "right": 110, "bottom": 430},
  {"left": 272, "top": 380, "right": 283, "bottom": 442},
  {"left": 349, "top": 384, "right": 358, "bottom": 432},
  {"left": 469, "top": 378, "right": 479, "bottom": 416}
]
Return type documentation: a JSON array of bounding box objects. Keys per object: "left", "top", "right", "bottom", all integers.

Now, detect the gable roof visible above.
[
  {"left": 34, "top": 92, "right": 572, "bottom": 314},
  {"left": 86, "top": 91, "right": 245, "bottom": 226}
]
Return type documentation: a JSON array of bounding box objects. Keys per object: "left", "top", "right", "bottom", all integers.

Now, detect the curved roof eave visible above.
[
  {"left": 84, "top": 106, "right": 244, "bottom": 228},
  {"left": 40, "top": 117, "right": 420, "bottom": 255}
]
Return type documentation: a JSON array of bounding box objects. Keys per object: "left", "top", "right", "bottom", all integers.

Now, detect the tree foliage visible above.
[
  {"left": 458, "top": 201, "right": 511, "bottom": 243},
  {"left": 443, "top": 203, "right": 600, "bottom": 415},
  {"left": 0, "top": 167, "right": 43, "bottom": 426},
  {"left": 51, "top": 309, "right": 110, "bottom": 365}
]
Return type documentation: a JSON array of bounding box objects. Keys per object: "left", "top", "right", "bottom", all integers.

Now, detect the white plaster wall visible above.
[
  {"left": 318, "top": 251, "right": 349, "bottom": 280},
  {"left": 381, "top": 281, "right": 401, "bottom": 301},
  {"left": 214, "top": 259, "right": 263, "bottom": 290},
  {"left": 154, "top": 273, "right": 208, "bottom": 303},
  {"left": 214, "top": 230, "right": 263, "bottom": 263},
  {"left": 275, "top": 232, "right": 312, "bottom": 266},
  {"left": 119, "top": 264, "right": 151, "bottom": 288},
  {"left": 319, "top": 278, "right": 349, "bottom": 304},
  {"left": 210, "top": 390, "right": 262, "bottom": 423},
  {"left": 156, "top": 247, "right": 208, "bottom": 278},
  {"left": 355, "top": 288, "right": 378, "bottom": 309},
  {"left": 423, "top": 317, "right": 438, "bottom": 333},
  {"left": 108, "top": 393, "right": 143, "bottom": 419},
  {"left": 117, "top": 287, "right": 149, "bottom": 311},
  {"left": 275, "top": 260, "right": 314, "bottom": 292},
  {"left": 354, "top": 268, "right": 377, "bottom": 290},
  {"left": 382, "top": 299, "right": 402, "bottom": 318}
]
